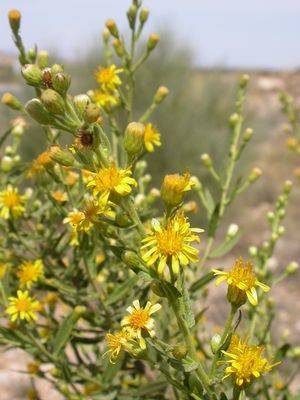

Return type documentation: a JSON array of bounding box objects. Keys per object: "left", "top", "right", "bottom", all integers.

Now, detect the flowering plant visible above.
[{"left": 0, "top": 2, "right": 299, "bottom": 399}]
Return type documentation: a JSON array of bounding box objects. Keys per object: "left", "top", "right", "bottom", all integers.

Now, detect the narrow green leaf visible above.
[
  {"left": 105, "top": 275, "right": 139, "bottom": 306},
  {"left": 204, "top": 188, "right": 215, "bottom": 216},
  {"left": 207, "top": 204, "right": 220, "bottom": 237},
  {"left": 53, "top": 310, "right": 82, "bottom": 356},
  {"left": 190, "top": 272, "right": 215, "bottom": 293}
]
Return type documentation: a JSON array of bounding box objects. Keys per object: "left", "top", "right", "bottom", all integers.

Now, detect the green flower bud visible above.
[
  {"left": 286, "top": 261, "right": 299, "bottom": 275},
  {"left": 11, "top": 124, "right": 25, "bottom": 137},
  {"left": 127, "top": 5, "right": 138, "bottom": 29},
  {"left": 1, "top": 156, "right": 14, "bottom": 172},
  {"left": 112, "top": 39, "right": 125, "bottom": 57},
  {"left": 1, "top": 92, "right": 23, "bottom": 111},
  {"left": 227, "top": 223, "right": 239, "bottom": 238},
  {"left": 124, "top": 122, "right": 145, "bottom": 156},
  {"left": 283, "top": 180, "right": 293, "bottom": 195},
  {"left": 229, "top": 113, "right": 239, "bottom": 126},
  {"left": 52, "top": 72, "right": 71, "bottom": 95},
  {"left": 121, "top": 250, "right": 141, "bottom": 269},
  {"left": 73, "top": 94, "right": 90, "bottom": 116},
  {"left": 83, "top": 103, "right": 101, "bottom": 123},
  {"left": 201, "top": 153, "right": 212, "bottom": 167},
  {"left": 37, "top": 50, "right": 49, "bottom": 69},
  {"left": 102, "top": 28, "right": 110, "bottom": 43},
  {"left": 172, "top": 344, "right": 188, "bottom": 360},
  {"left": 243, "top": 128, "right": 253, "bottom": 142},
  {"left": 210, "top": 334, "right": 222, "bottom": 354},
  {"left": 27, "top": 48, "right": 37, "bottom": 62},
  {"left": 42, "top": 68, "right": 52, "bottom": 88},
  {"left": 41, "top": 89, "right": 65, "bottom": 115},
  {"left": 248, "top": 167, "right": 262, "bottom": 183},
  {"left": 239, "top": 74, "right": 250, "bottom": 88},
  {"left": 115, "top": 212, "right": 132, "bottom": 227},
  {"left": 154, "top": 86, "right": 169, "bottom": 104},
  {"left": 147, "top": 33, "right": 160, "bottom": 52},
  {"left": 50, "top": 145, "right": 74, "bottom": 167},
  {"left": 21, "top": 64, "right": 43, "bottom": 86},
  {"left": 105, "top": 19, "right": 119, "bottom": 38},
  {"left": 51, "top": 64, "right": 64, "bottom": 74},
  {"left": 139, "top": 8, "right": 149, "bottom": 24},
  {"left": 227, "top": 285, "right": 246, "bottom": 308},
  {"left": 25, "top": 98, "right": 54, "bottom": 125},
  {"left": 8, "top": 9, "right": 21, "bottom": 32}
]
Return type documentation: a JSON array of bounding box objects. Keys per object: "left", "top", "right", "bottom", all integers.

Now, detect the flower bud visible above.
[
  {"left": 227, "top": 223, "right": 239, "bottom": 238},
  {"left": 286, "top": 261, "right": 299, "bottom": 275},
  {"left": 102, "top": 28, "right": 110, "bottom": 43},
  {"left": 201, "top": 153, "right": 212, "bottom": 167},
  {"left": 127, "top": 5, "right": 138, "bottom": 28},
  {"left": 147, "top": 33, "right": 160, "bottom": 52},
  {"left": 8, "top": 9, "right": 21, "bottom": 32},
  {"left": 50, "top": 145, "right": 74, "bottom": 167},
  {"left": 154, "top": 86, "right": 169, "bottom": 104},
  {"left": 283, "top": 180, "right": 293, "bottom": 195},
  {"left": 42, "top": 68, "right": 53, "bottom": 88},
  {"left": 41, "top": 89, "right": 65, "bottom": 115},
  {"left": 27, "top": 48, "right": 37, "bottom": 62},
  {"left": 52, "top": 72, "right": 71, "bottom": 95},
  {"left": 1, "top": 156, "right": 14, "bottom": 172},
  {"left": 51, "top": 64, "right": 64, "bottom": 74},
  {"left": 190, "top": 176, "right": 202, "bottom": 190},
  {"left": 172, "top": 344, "right": 188, "bottom": 360},
  {"left": 83, "top": 103, "right": 101, "bottom": 123},
  {"left": 12, "top": 124, "right": 24, "bottom": 137},
  {"left": 139, "top": 8, "right": 149, "bottom": 24},
  {"left": 239, "top": 74, "right": 250, "bottom": 88},
  {"left": 229, "top": 113, "right": 239, "bottom": 126},
  {"left": 243, "top": 128, "right": 253, "bottom": 142},
  {"left": 115, "top": 212, "right": 132, "bottom": 227},
  {"left": 73, "top": 94, "right": 90, "bottom": 116},
  {"left": 210, "top": 334, "right": 222, "bottom": 354},
  {"left": 74, "top": 305, "right": 87, "bottom": 315},
  {"left": 105, "top": 19, "right": 119, "bottom": 38},
  {"left": 122, "top": 250, "right": 141, "bottom": 269},
  {"left": 25, "top": 98, "right": 54, "bottom": 125},
  {"left": 227, "top": 285, "right": 246, "bottom": 308},
  {"left": 5, "top": 146, "right": 14, "bottom": 156},
  {"left": 124, "top": 122, "right": 145, "bottom": 156},
  {"left": 1, "top": 92, "right": 23, "bottom": 111},
  {"left": 37, "top": 50, "right": 49, "bottom": 69},
  {"left": 13, "top": 155, "right": 21, "bottom": 164},
  {"left": 248, "top": 167, "right": 262, "bottom": 183},
  {"left": 161, "top": 172, "right": 192, "bottom": 207},
  {"left": 112, "top": 39, "right": 125, "bottom": 57},
  {"left": 277, "top": 226, "right": 285, "bottom": 236},
  {"left": 267, "top": 211, "right": 275, "bottom": 223},
  {"left": 286, "top": 137, "right": 298, "bottom": 151},
  {"left": 21, "top": 64, "right": 43, "bottom": 86}
]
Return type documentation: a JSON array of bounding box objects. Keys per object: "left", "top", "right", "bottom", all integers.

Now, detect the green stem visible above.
[
  {"left": 233, "top": 386, "right": 242, "bottom": 400},
  {"left": 122, "top": 198, "right": 145, "bottom": 236},
  {"left": 139, "top": 102, "right": 157, "bottom": 123}
]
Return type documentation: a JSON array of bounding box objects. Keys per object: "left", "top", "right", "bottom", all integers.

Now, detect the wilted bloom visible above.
[
  {"left": 223, "top": 335, "right": 280, "bottom": 387},
  {"left": 212, "top": 258, "right": 270, "bottom": 307},
  {"left": 27, "top": 150, "right": 53, "bottom": 178},
  {"left": 17, "top": 260, "right": 44, "bottom": 288},
  {"left": 94, "top": 64, "right": 123, "bottom": 91},
  {"left": 141, "top": 213, "right": 203, "bottom": 274},
  {"left": 6, "top": 290, "right": 41, "bottom": 322},
  {"left": 161, "top": 172, "right": 193, "bottom": 207},
  {"left": 0, "top": 185, "right": 26, "bottom": 219},
  {"left": 87, "top": 163, "right": 137, "bottom": 202},
  {"left": 144, "top": 123, "right": 161, "bottom": 152},
  {"left": 105, "top": 328, "right": 133, "bottom": 363},
  {"left": 121, "top": 299, "right": 161, "bottom": 349},
  {"left": 65, "top": 170, "right": 79, "bottom": 186}
]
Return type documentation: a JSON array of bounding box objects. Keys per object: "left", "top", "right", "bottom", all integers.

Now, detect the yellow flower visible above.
[
  {"left": 17, "top": 260, "right": 44, "bottom": 289},
  {"left": 87, "top": 163, "right": 137, "bottom": 202},
  {"left": 94, "top": 64, "right": 123, "bottom": 91},
  {"left": 161, "top": 172, "right": 194, "bottom": 207},
  {"left": 121, "top": 299, "right": 161, "bottom": 349},
  {"left": 6, "top": 290, "right": 41, "bottom": 322},
  {"left": 93, "top": 89, "right": 119, "bottom": 110},
  {"left": 80, "top": 198, "right": 114, "bottom": 232},
  {"left": 223, "top": 335, "right": 280, "bottom": 387},
  {"left": 212, "top": 258, "right": 270, "bottom": 306},
  {"left": 81, "top": 169, "right": 94, "bottom": 184},
  {"left": 141, "top": 213, "right": 203, "bottom": 274},
  {"left": 0, "top": 185, "right": 26, "bottom": 219},
  {"left": 51, "top": 191, "right": 68, "bottom": 202},
  {"left": 105, "top": 328, "right": 133, "bottom": 363},
  {"left": 27, "top": 150, "right": 53, "bottom": 178},
  {"left": 63, "top": 209, "right": 85, "bottom": 231},
  {"left": 144, "top": 123, "right": 161, "bottom": 152}
]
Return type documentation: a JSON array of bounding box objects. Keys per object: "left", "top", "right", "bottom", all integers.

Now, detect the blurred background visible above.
[{"left": 1, "top": 1, "right": 300, "bottom": 398}]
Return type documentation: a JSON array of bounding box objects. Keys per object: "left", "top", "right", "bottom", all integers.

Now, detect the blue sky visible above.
[{"left": 1, "top": 0, "right": 300, "bottom": 69}]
